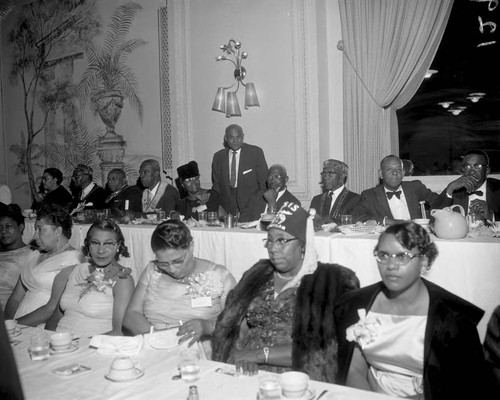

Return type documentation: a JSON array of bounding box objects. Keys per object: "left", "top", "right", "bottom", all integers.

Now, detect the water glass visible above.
[
  {"left": 29, "top": 333, "right": 50, "bottom": 361},
  {"left": 340, "top": 214, "right": 353, "bottom": 225},
  {"left": 179, "top": 348, "right": 200, "bottom": 382},
  {"left": 258, "top": 374, "right": 281, "bottom": 400},
  {"left": 207, "top": 211, "right": 218, "bottom": 225},
  {"left": 198, "top": 211, "right": 208, "bottom": 225},
  {"left": 156, "top": 210, "right": 166, "bottom": 221}
]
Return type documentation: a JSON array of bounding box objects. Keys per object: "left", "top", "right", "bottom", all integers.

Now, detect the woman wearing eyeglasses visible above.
[
  {"left": 212, "top": 202, "right": 359, "bottom": 382},
  {"left": 123, "top": 220, "right": 236, "bottom": 351},
  {"left": 334, "top": 221, "right": 492, "bottom": 399},
  {"left": 44, "top": 219, "right": 134, "bottom": 337}
]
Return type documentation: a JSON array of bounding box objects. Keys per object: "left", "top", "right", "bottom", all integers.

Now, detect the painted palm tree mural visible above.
[{"left": 7, "top": 1, "right": 145, "bottom": 202}]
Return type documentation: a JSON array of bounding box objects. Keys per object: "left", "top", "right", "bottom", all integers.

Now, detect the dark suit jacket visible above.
[
  {"left": 175, "top": 189, "right": 220, "bottom": 220},
  {"left": 255, "top": 188, "right": 302, "bottom": 215},
  {"left": 70, "top": 184, "right": 107, "bottom": 211},
  {"left": 353, "top": 180, "right": 448, "bottom": 223},
  {"left": 334, "top": 279, "right": 492, "bottom": 400},
  {"left": 310, "top": 188, "right": 360, "bottom": 223},
  {"left": 104, "top": 185, "right": 143, "bottom": 213},
  {"left": 36, "top": 185, "right": 73, "bottom": 211},
  {"left": 211, "top": 143, "right": 268, "bottom": 222},
  {"left": 155, "top": 184, "right": 180, "bottom": 215},
  {"left": 451, "top": 177, "right": 500, "bottom": 219}
]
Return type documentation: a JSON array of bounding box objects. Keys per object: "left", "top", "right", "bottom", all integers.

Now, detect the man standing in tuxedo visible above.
[
  {"left": 211, "top": 124, "right": 268, "bottom": 222},
  {"left": 353, "top": 155, "right": 463, "bottom": 225},
  {"left": 447, "top": 149, "right": 500, "bottom": 221}
]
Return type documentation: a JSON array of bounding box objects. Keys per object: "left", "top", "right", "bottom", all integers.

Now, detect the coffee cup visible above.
[
  {"left": 5, "top": 319, "right": 17, "bottom": 335},
  {"left": 280, "top": 371, "right": 309, "bottom": 398},
  {"left": 50, "top": 332, "right": 73, "bottom": 351},
  {"left": 108, "top": 356, "right": 136, "bottom": 379}
]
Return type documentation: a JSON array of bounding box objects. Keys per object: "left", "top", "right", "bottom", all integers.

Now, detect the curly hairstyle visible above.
[
  {"left": 376, "top": 221, "right": 438, "bottom": 267},
  {"left": 36, "top": 204, "right": 72, "bottom": 239},
  {"left": 82, "top": 218, "right": 129, "bottom": 260},
  {"left": 151, "top": 220, "right": 192, "bottom": 252},
  {"left": 0, "top": 203, "right": 25, "bottom": 226}
]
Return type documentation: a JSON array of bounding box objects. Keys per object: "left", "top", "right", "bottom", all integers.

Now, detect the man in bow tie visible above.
[
  {"left": 310, "top": 159, "right": 360, "bottom": 226},
  {"left": 353, "top": 155, "right": 461, "bottom": 225},
  {"left": 447, "top": 149, "right": 500, "bottom": 221}
]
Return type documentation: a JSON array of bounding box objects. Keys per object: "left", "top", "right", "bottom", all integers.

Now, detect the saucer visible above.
[
  {"left": 50, "top": 342, "right": 79, "bottom": 355},
  {"left": 283, "top": 388, "right": 316, "bottom": 400},
  {"left": 105, "top": 368, "right": 144, "bottom": 382}
]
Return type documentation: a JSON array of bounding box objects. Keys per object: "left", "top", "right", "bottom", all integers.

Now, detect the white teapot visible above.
[{"left": 430, "top": 205, "right": 468, "bottom": 239}]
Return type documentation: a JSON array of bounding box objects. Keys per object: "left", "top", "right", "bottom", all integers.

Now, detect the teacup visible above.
[
  {"left": 280, "top": 371, "right": 309, "bottom": 398},
  {"left": 108, "top": 356, "right": 137, "bottom": 379},
  {"left": 5, "top": 319, "right": 17, "bottom": 335},
  {"left": 50, "top": 332, "right": 73, "bottom": 351}
]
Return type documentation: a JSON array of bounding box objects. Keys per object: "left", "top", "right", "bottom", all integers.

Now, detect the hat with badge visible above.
[
  {"left": 268, "top": 202, "right": 309, "bottom": 243},
  {"left": 323, "top": 159, "right": 349, "bottom": 175},
  {"left": 177, "top": 161, "right": 200, "bottom": 182}
]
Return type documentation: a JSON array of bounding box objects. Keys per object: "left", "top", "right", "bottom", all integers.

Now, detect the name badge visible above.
[
  {"left": 195, "top": 204, "right": 207, "bottom": 212},
  {"left": 191, "top": 296, "right": 212, "bottom": 308}
]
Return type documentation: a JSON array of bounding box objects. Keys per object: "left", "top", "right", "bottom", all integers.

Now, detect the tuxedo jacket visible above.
[
  {"left": 310, "top": 188, "right": 360, "bottom": 223},
  {"left": 334, "top": 279, "right": 493, "bottom": 400},
  {"left": 255, "top": 188, "right": 302, "bottom": 215},
  {"left": 353, "top": 180, "right": 448, "bottom": 223},
  {"left": 104, "top": 185, "right": 143, "bottom": 213},
  {"left": 211, "top": 143, "right": 268, "bottom": 222},
  {"left": 70, "top": 184, "right": 107, "bottom": 211},
  {"left": 451, "top": 177, "right": 500, "bottom": 219}
]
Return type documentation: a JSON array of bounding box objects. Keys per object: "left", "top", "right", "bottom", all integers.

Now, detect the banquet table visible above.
[
  {"left": 11, "top": 326, "right": 400, "bottom": 400},
  {"left": 22, "top": 222, "right": 500, "bottom": 340}
]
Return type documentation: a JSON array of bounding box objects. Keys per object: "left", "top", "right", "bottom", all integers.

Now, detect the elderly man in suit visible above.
[
  {"left": 139, "top": 159, "right": 179, "bottom": 215},
  {"left": 353, "top": 155, "right": 462, "bottom": 225},
  {"left": 310, "top": 159, "right": 360, "bottom": 225},
  {"left": 260, "top": 164, "right": 301, "bottom": 213},
  {"left": 211, "top": 124, "right": 268, "bottom": 222},
  {"left": 104, "top": 169, "right": 143, "bottom": 215},
  {"left": 70, "top": 164, "right": 107, "bottom": 213},
  {"left": 446, "top": 149, "right": 500, "bottom": 221}
]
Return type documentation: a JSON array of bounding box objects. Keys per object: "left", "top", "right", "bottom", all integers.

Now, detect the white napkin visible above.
[{"left": 89, "top": 335, "right": 143, "bottom": 356}]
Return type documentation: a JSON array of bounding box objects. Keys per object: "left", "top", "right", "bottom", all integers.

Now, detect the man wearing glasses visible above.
[
  {"left": 309, "top": 159, "right": 360, "bottom": 225},
  {"left": 446, "top": 149, "right": 500, "bottom": 221}
]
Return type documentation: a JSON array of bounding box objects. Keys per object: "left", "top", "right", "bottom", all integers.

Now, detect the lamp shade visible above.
[
  {"left": 212, "top": 88, "right": 226, "bottom": 113},
  {"left": 244, "top": 83, "right": 260, "bottom": 109},
  {"left": 226, "top": 92, "right": 241, "bottom": 117}
]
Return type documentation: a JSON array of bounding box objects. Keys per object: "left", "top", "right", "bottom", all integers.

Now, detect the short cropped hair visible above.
[
  {"left": 36, "top": 204, "right": 73, "bottom": 239},
  {"left": 0, "top": 203, "right": 25, "bottom": 226},
  {"left": 464, "top": 149, "right": 490, "bottom": 166},
  {"left": 151, "top": 220, "right": 192, "bottom": 252}
]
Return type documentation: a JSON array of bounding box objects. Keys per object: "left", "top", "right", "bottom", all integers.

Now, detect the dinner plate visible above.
[
  {"left": 105, "top": 368, "right": 144, "bottom": 382},
  {"left": 50, "top": 342, "right": 79, "bottom": 355},
  {"left": 148, "top": 329, "right": 179, "bottom": 350}
]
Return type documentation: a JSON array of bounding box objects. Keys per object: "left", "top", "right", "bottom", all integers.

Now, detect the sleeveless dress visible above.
[
  {"left": 0, "top": 246, "right": 33, "bottom": 309},
  {"left": 14, "top": 249, "right": 82, "bottom": 319},
  {"left": 57, "top": 263, "right": 114, "bottom": 337},
  {"left": 363, "top": 311, "right": 427, "bottom": 399}
]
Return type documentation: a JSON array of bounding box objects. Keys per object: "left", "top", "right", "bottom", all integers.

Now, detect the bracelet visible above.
[{"left": 263, "top": 347, "right": 270, "bottom": 364}]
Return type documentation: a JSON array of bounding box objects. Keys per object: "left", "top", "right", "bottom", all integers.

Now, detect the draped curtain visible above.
[{"left": 338, "top": 0, "right": 454, "bottom": 193}]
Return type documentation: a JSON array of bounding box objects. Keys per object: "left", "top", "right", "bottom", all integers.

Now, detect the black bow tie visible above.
[
  {"left": 470, "top": 190, "right": 483, "bottom": 197},
  {"left": 386, "top": 190, "right": 402, "bottom": 200}
]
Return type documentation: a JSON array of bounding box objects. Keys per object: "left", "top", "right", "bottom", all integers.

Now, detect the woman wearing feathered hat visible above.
[
  {"left": 175, "top": 161, "right": 221, "bottom": 221},
  {"left": 211, "top": 202, "right": 359, "bottom": 382}
]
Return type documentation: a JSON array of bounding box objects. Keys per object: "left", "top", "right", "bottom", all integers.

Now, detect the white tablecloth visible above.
[
  {"left": 22, "top": 222, "right": 500, "bottom": 339},
  {"left": 11, "top": 326, "right": 399, "bottom": 400}
]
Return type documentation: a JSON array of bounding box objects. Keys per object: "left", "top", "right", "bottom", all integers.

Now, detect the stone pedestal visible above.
[{"left": 97, "top": 133, "right": 126, "bottom": 186}]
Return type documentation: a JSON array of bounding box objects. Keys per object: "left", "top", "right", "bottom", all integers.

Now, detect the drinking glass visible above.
[
  {"left": 198, "top": 211, "right": 208, "bottom": 226},
  {"left": 340, "top": 214, "right": 353, "bottom": 225},
  {"left": 207, "top": 212, "right": 218, "bottom": 226},
  {"left": 29, "top": 333, "right": 50, "bottom": 361},
  {"left": 179, "top": 348, "right": 200, "bottom": 382},
  {"left": 258, "top": 374, "right": 281, "bottom": 400}
]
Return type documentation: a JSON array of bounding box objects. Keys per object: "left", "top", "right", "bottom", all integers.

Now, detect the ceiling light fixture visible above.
[
  {"left": 212, "top": 39, "right": 259, "bottom": 117},
  {"left": 438, "top": 101, "right": 454, "bottom": 108},
  {"left": 467, "top": 92, "right": 486, "bottom": 103},
  {"left": 424, "top": 69, "right": 438, "bottom": 79},
  {"left": 448, "top": 108, "right": 463, "bottom": 116}
]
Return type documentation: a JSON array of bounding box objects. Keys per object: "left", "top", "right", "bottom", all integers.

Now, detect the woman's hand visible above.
[
  {"left": 177, "top": 318, "right": 213, "bottom": 346},
  {"left": 232, "top": 349, "right": 261, "bottom": 376}
]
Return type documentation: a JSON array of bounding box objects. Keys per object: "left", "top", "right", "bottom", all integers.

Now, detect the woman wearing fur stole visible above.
[{"left": 211, "top": 202, "right": 359, "bottom": 382}]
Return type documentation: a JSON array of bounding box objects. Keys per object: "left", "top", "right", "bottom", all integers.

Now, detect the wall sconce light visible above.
[
  {"left": 438, "top": 101, "right": 454, "bottom": 109},
  {"left": 212, "top": 39, "right": 259, "bottom": 117},
  {"left": 467, "top": 92, "right": 485, "bottom": 103},
  {"left": 424, "top": 69, "right": 438, "bottom": 79}
]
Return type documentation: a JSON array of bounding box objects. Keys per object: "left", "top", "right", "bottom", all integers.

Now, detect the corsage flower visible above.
[
  {"left": 346, "top": 309, "right": 381, "bottom": 349},
  {"left": 79, "top": 265, "right": 131, "bottom": 301},
  {"left": 184, "top": 271, "right": 224, "bottom": 299}
]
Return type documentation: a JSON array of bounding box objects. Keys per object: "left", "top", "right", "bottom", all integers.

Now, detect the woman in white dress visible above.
[
  {"left": 123, "top": 220, "right": 236, "bottom": 349},
  {"left": 46, "top": 219, "right": 134, "bottom": 337},
  {"left": 5, "top": 204, "right": 82, "bottom": 325},
  {"left": 0, "top": 204, "right": 33, "bottom": 309}
]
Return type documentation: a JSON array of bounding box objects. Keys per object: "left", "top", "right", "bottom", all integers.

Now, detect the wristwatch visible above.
[{"left": 263, "top": 347, "right": 270, "bottom": 364}]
